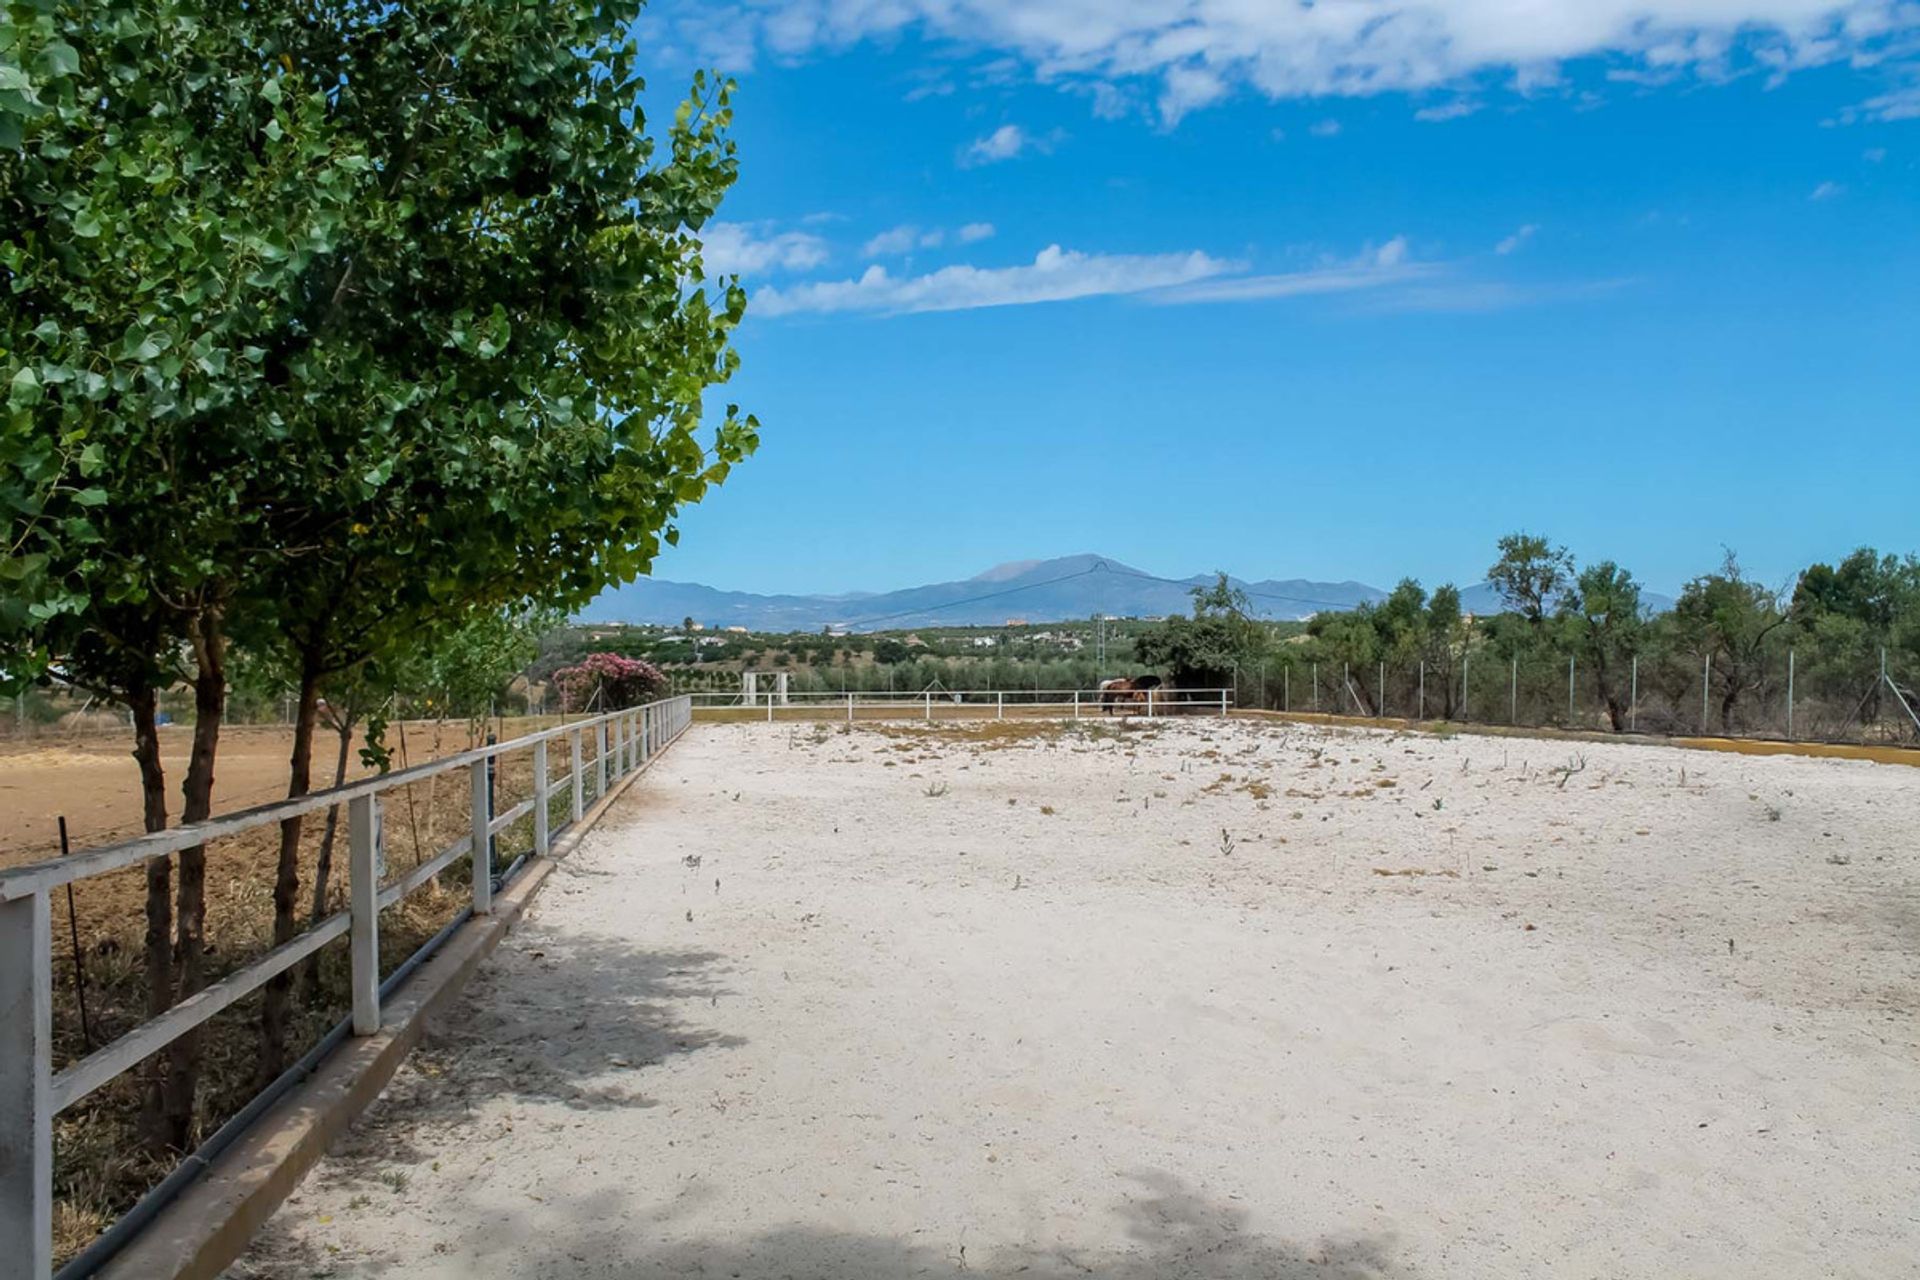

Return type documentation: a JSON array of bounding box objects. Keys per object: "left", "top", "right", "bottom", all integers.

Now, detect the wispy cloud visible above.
[
  {"left": 1495, "top": 224, "right": 1539, "bottom": 254},
  {"left": 1416, "top": 100, "right": 1482, "bottom": 122},
  {"left": 1809, "top": 180, "right": 1845, "bottom": 200},
  {"left": 1154, "top": 238, "right": 1426, "bottom": 305},
  {"left": 1309, "top": 119, "right": 1343, "bottom": 137},
  {"left": 700, "top": 221, "right": 830, "bottom": 275},
  {"left": 754, "top": 245, "right": 1238, "bottom": 317},
  {"left": 957, "top": 222, "right": 997, "bottom": 244},
  {"left": 1362, "top": 277, "right": 1637, "bottom": 313}
]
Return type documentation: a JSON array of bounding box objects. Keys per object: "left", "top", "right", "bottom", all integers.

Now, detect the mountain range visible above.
[{"left": 580, "top": 553, "right": 1555, "bottom": 631}]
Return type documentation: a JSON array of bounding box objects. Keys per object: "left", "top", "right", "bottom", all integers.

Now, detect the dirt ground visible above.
[{"left": 233, "top": 717, "right": 1917, "bottom": 1279}]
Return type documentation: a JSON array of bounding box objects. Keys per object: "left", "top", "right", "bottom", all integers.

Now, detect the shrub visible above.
[{"left": 553, "top": 652, "right": 669, "bottom": 711}]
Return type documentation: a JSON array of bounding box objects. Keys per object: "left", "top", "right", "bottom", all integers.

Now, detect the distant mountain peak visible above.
[
  {"left": 972, "top": 559, "right": 1044, "bottom": 582},
  {"left": 582, "top": 553, "right": 1393, "bottom": 631}
]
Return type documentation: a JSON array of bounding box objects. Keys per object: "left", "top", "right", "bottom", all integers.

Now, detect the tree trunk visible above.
[
  {"left": 259, "top": 655, "right": 322, "bottom": 1086},
  {"left": 296, "top": 717, "right": 355, "bottom": 1009},
  {"left": 1592, "top": 651, "right": 1626, "bottom": 733},
  {"left": 129, "top": 681, "right": 176, "bottom": 1156},
  {"left": 162, "top": 609, "right": 226, "bottom": 1151}
]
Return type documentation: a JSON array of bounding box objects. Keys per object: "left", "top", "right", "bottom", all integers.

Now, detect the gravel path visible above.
[{"left": 233, "top": 717, "right": 1919, "bottom": 1279}]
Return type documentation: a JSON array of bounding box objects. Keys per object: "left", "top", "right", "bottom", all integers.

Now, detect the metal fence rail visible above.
[
  {"left": 0, "top": 695, "right": 693, "bottom": 1279},
  {"left": 689, "top": 687, "right": 1236, "bottom": 721}
]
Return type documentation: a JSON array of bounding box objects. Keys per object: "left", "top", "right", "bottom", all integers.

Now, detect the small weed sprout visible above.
[
  {"left": 925, "top": 780, "right": 950, "bottom": 798},
  {"left": 1218, "top": 828, "right": 1236, "bottom": 856}
]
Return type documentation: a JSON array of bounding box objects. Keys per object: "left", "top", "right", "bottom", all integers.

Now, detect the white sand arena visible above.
[{"left": 233, "top": 717, "right": 1919, "bottom": 1279}]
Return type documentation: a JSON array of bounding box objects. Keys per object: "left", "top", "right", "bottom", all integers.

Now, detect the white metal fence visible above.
[
  {"left": 691, "top": 687, "right": 1237, "bottom": 721},
  {"left": 0, "top": 695, "right": 693, "bottom": 1279}
]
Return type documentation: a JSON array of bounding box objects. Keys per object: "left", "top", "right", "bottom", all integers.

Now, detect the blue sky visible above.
[{"left": 629, "top": 1, "right": 1918, "bottom": 600}]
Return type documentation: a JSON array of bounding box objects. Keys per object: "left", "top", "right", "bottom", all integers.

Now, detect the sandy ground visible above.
[{"left": 232, "top": 717, "right": 1918, "bottom": 1279}]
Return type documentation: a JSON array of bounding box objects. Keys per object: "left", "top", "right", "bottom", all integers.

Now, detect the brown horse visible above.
[{"left": 1098, "top": 675, "right": 1163, "bottom": 715}]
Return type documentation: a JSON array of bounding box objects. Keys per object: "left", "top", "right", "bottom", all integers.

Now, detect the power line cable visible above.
[{"left": 842, "top": 564, "right": 1104, "bottom": 628}]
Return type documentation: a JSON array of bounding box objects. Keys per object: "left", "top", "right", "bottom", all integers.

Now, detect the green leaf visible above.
[
  {"left": 8, "top": 365, "right": 41, "bottom": 406},
  {"left": 39, "top": 41, "right": 80, "bottom": 78}
]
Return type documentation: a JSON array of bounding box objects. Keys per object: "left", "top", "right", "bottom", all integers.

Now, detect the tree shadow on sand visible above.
[
  {"left": 244, "top": 1167, "right": 1415, "bottom": 1280},
  {"left": 278, "top": 933, "right": 744, "bottom": 1191}
]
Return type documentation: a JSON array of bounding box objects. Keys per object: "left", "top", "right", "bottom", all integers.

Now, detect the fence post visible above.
[
  {"left": 1786, "top": 648, "right": 1795, "bottom": 741},
  {"left": 596, "top": 718, "right": 609, "bottom": 797},
  {"left": 471, "top": 757, "right": 493, "bottom": 916},
  {"left": 1509, "top": 656, "right": 1517, "bottom": 724},
  {"left": 997, "top": 691, "right": 1004, "bottom": 720},
  {"left": 1702, "top": 653, "right": 1711, "bottom": 733},
  {"left": 570, "top": 729, "right": 584, "bottom": 823},
  {"left": 1461, "top": 650, "right": 1470, "bottom": 723},
  {"left": 533, "top": 739, "right": 550, "bottom": 858},
  {"left": 1220, "top": 687, "right": 1228, "bottom": 715},
  {"left": 846, "top": 691, "right": 853, "bottom": 724},
  {"left": 1377, "top": 661, "right": 1385, "bottom": 718},
  {"left": 1284, "top": 666, "right": 1290, "bottom": 712},
  {"left": 1147, "top": 687, "right": 1155, "bottom": 718},
  {"left": 1418, "top": 663, "right": 1425, "bottom": 719},
  {"left": 1073, "top": 690, "right": 1080, "bottom": 719},
  {"left": 1567, "top": 656, "right": 1575, "bottom": 726},
  {"left": 0, "top": 890, "right": 52, "bottom": 1278},
  {"left": 924, "top": 691, "right": 931, "bottom": 722},
  {"left": 1630, "top": 654, "right": 1639, "bottom": 733},
  {"left": 348, "top": 794, "right": 381, "bottom": 1035}
]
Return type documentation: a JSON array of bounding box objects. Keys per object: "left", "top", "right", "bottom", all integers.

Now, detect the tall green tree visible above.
[
  {"left": 1672, "top": 553, "right": 1787, "bottom": 732},
  {"left": 1560, "top": 561, "right": 1644, "bottom": 732},
  {"left": 1134, "top": 573, "right": 1265, "bottom": 690},
  {"left": 6, "top": 0, "right": 757, "bottom": 1115},
  {"left": 1488, "top": 532, "right": 1574, "bottom": 629}
]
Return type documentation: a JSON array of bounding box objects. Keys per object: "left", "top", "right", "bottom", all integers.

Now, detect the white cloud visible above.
[
  {"left": 863, "top": 224, "right": 921, "bottom": 257},
  {"left": 1809, "top": 179, "right": 1845, "bottom": 199},
  {"left": 753, "top": 244, "right": 1238, "bottom": 316},
  {"left": 1309, "top": 119, "right": 1343, "bottom": 137},
  {"left": 1863, "top": 146, "right": 1888, "bottom": 161},
  {"left": 700, "top": 221, "right": 830, "bottom": 275},
  {"left": 652, "top": 1, "right": 1920, "bottom": 125},
  {"left": 864, "top": 223, "right": 988, "bottom": 256},
  {"left": 1495, "top": 223, "right": 1539, "bottom": 254},
  {"left": 963, "top": 123, "right": 1041, "bottom": 166}
]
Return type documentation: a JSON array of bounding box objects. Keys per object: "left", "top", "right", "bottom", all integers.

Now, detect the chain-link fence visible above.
[{"left": 1236, "top": 646, "right": 1918, "bottom": 747}]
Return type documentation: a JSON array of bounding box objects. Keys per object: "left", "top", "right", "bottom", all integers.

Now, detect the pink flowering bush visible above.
[{"left": 553, "top": 652, "right": 668, "bottom": 711}]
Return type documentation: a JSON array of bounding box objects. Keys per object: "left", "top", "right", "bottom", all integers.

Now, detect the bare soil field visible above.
[
  {"left": 0, "top": 716, "right": 569, "bottom": 865},
  {"left": 234, "top": 717, "right": 1917, "bottom": 1278}
]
